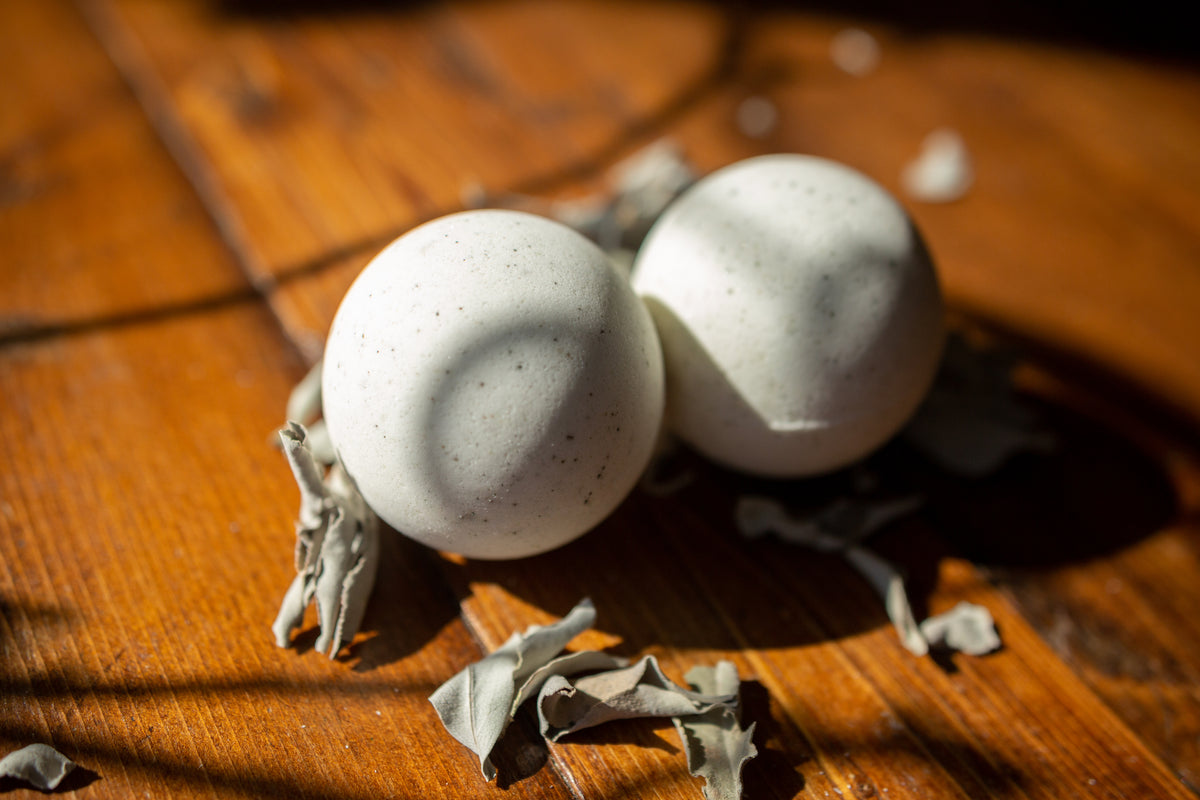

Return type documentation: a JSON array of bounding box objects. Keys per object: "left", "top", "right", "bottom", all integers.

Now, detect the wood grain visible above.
[
  {"left": 735, "top": 14, "right": 1200, "bottom": 427},
  {"left": 982, "top": 375, "right": 1200, "bottom": 793},
  {"left": 444, "top": 469, "right": 1193, "bottom": 798},
  {"left": 4, "top": 0, "right": 1200, "bottom": 798},
  {"left": 0, "top": 303, "right": 570, "bottom": 799},
  {"left": 83, "top": 0, "right": 730, "bottom": 279},
  {"left": 0, "top": 0, "right": 250, "bottom": 342}
]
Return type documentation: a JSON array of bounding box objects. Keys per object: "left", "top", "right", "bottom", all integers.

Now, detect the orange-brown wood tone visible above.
[{"left": 4, "top": 1, "right": 1200, "bottom": 798}]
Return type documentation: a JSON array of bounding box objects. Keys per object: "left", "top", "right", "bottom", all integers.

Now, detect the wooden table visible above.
[{"left": 4, "top": 1, "right": 1200, "bottom": 797}]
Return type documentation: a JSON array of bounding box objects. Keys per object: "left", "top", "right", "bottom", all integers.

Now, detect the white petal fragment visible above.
[
  {"left": 675, "top": 662, "right": 758, "bottom": 800},
  {"left": 429, "top": 599, "right": 598, "bottom": 781},
  {"left": 902, "top": 128, "right": 973, "bottom": 203},
  {"left": 1, "top": 743, "right": 76, "bottom": 791},
  {"left": 538, "top": 655, "right": 735, "bottom": 742},
  {"left": 555, "top": 139, "right": 696, "bottom": 252},
  {"left": 735, "top": 96, "right": 779, "bottom": 140},
  {"left": 272, "top": 422, "right": 381, "bottom": 657},
  {"left": 830, "top": 28, "right": 881, "bottom": 76},
  {"left": 920, "top": 601, "right": 1001, "bottom": 656}
]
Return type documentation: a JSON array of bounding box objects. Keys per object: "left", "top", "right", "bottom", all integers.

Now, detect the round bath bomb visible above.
[
  {"left": 631, "top": 154, "right": 944, "bottom": 477},
  {"left": 323, "top": 210, "right": 664, "bottom": 559}
]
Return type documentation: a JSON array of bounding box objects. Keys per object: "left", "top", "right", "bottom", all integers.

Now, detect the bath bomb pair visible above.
[{"left": 321, "top": 155, "right": 944, "bottom": 559}]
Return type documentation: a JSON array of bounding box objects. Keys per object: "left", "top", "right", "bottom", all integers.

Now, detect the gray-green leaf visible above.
[
  {"left": 674, "top": 662, "right": 757, "bottom": 800},
  {"left": 430, "top": 598, "right": 598, "bottom": 781},
  {"left": 272, "top": 422, "right": 380, "bottom": 657},
  {"left": 0, "top": 743, "right": 76, "bottom": 791},
  {"left": 920, "top": 601, "right": 1001, "bottom": 655},
  {"left": 736, "top": 493, "right": 922, "bottom": 552},
  {"left": 538, "top": 655, "right": 735, "bottom": 741},
  {"left": 844, "top": 545, "right": 929, "bottom": 656}
]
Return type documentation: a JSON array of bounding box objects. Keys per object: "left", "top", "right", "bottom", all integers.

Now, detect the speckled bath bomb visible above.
[
  {"left": 631, "top": 154, "right": 944, "bottom": 477},
  {"left": 322, "top": 210, "right": 664, "bottom": 559}
]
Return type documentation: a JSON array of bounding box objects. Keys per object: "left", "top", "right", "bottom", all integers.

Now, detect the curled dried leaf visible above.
[
  {"left": 736, "top": 495, "right": 1001, "bottom": 658},
  {"left": 286, "top": 360, "right": 324, "bottom": 427},
  {"left": 736, "top": 493, "right": 921, "bottom": 553},
  {"left": 272, "top": 422, "right": 380, "bottom": 657},
  {"left": 469, "top": 138, "right": 695, "bottom": 256},
  {"left": 538, "top": 655, "right": 735, "bottom": 741},
  {"left": 843, "top": 545, "right": 928, "bottom": 656},
  {"left": 920, "top": 601, "right": 1001, "bottom": 656},
  {"left": 675, "top": 662, "right": 758, "bottom": 800},
  {"left": 429, "top": 599, "right": 602, "bottom": 781},
  {"left": 0, "top": 743, "right": 76, "bottom": 791}
]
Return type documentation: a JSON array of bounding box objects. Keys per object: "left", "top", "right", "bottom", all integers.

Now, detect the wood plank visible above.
[
  {"left": 0, "top": 1, "right": 568, "bottom": 792},
  {"left": 995, "top": 529, "right": 1200, "bottom": 794},
  {"left": 50, "top": 0, "right": 1200, "bottom": 796},
  {"left": 83, "top": 0, "right": 729, "bottom": 279},
  {"left": 976, "top": 375, "right": 1200, "bottom": 793},
  {"left": 430, "top": 479, "right": 1190, "bottom": 798},
  {"left": 267, "top": 252, "right": 370, "bottom": 365},
  {"left": 0, "top": 0, "right": 249, "bottom": 340},
  {"left": 740, "top": 15, "right": 1200, "bottom": 423},
  {"left": 0, "top": 302, "right": 575, "bottom": 800},
  {"left": 220, "top": 10, "right": 1200, "bottom": 796}
]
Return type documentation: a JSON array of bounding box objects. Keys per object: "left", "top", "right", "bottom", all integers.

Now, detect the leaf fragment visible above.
[
  {"left": 901, "top": 127, "right": 973, "bottom": 203},
  {"left": 674, "top": 662, "right": 758, "bottom": 800},
  {"left": 430, "top": 600, "right": 758, "bottom": 797},
  {"left": 737, "top": 495, "right": 1002, "bottom": 659},
  {"left": 903, "top": 334, "right": 1055, "bottom": 477},
  {"left": 920, "top": 601, "right": 1001, "bottom": 656},
  {"left": 736, "top": 493, "right": 921, "bottom": 552},
  {"left": 467, "top": 138, "right": 695, "bottom": 256},
  {"left": 429, "top": 599, "right": 602, "bottom": 781},
  {"left": 512, "top": 649, "right": 628, "bottom": 713},
  {"left": 272, "top": 422, "right": 380, "bottom": 657},
  {"left": 538, "top": 655, "right": 735, "bottom": 741},
  {"left": 0, "top": 743, "right": 76, "bottom": 791},
  {"left": 843, "top": 545, "right": 929, "bottom": 656},
  {"left": 285, "top": 360, "right": 324, "bottom": 426},
  {"left": 282, "top": 360, "right": 335, "bottom": 465}
]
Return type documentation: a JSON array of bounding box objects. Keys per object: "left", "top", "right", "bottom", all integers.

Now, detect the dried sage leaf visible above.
[
  {"left": 737, "top": 495, "right": 1001, "bottom": 658},
  {"left": 901, "top": 128, "right": 973, "bottom": 203},
  {"left": 0, "top": 743, "right": 76, "bottom": 791},
  {"left": 512, "top": 649, "right": 628, "bottom": 713},
  {"left": 843, "top": 546, "right": 929, "bottom": 657},
  {"left": 286, "top": 360, "right": 324, "bottom": 427},
  {"left": 736, "top": 493, "right": 921, "bottom": 553},
  {"left": 468, "top": 138, "right": 694, "bottom": 256},
  {"left": 920, "top": 601, "right": 1001, "bottom": 656},
  {"left": 272, "top": 422, "right": 380, "bottom": 657},
  {"left": 903, "top": 334, "right": 1055, "bottom": 477},
  {"left": 430, "top": 598, "right": 598, "bottom": 781},
  {"left": 674, "top": 662, "right": 757, "bottom": 800},
  {"left": 538, "top": 655, "right": 735, "bottom": 741}
]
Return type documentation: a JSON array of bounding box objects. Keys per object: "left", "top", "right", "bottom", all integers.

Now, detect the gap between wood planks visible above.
[{"left": 70, "top": 0, "right": 783, "bottom": 300}]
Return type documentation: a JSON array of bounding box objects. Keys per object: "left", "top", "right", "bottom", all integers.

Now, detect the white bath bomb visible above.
[
  {"left": 631, "top": 154, "right": 944, "bottom": 477},
  {"left": 323, "top": 210, "right": 664, "bottom": 559}
]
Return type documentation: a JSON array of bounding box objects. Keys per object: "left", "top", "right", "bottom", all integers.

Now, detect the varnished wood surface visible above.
[{"left": 3, "top": 1, "right": 1200, "bottom": 798}]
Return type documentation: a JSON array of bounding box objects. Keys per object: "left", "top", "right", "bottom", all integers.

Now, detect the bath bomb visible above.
[
  {"left": 323, "top": 210, "right": 664, "bottom": 559},
  {"left": 631, "top": 154, "right": 944, "bottom": 477}
]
